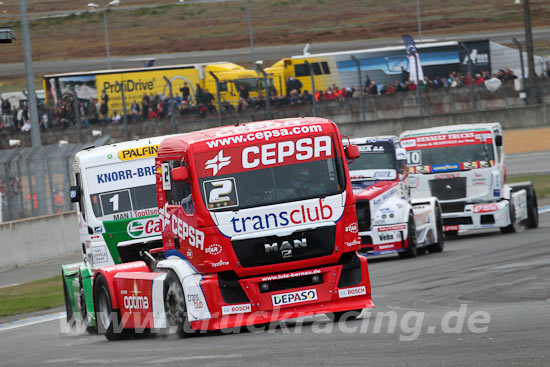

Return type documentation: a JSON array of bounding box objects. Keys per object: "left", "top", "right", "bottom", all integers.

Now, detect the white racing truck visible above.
[
  {"left": 347, "top": 136, "right": 444, "bottom": 258},
  {"left": 400, "top": 123, "right": 538, "bottom": 236}
]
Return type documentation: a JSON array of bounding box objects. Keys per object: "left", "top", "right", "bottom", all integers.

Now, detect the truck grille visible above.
[
  {"left": 356, "top": 200, "right": 371, "bottom": 232},
  {"left": 231, "top": 226, "right": 336, "bottom": 267},
  {"left": 440, "top": 201, "right": 467, "bottom": 214},
  {"left": 429, "top": 177, "right": 467, "bottom": 201}
]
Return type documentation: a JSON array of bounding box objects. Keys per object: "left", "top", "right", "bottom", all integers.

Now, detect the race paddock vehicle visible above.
[
  {"left": 91, "top": 118, "right": 374, "bottom": 340},
  {"left": 347, "top": 136, "right": 444, "bottom": 258},
  {"left": 400, "top": 123, "right": 538, "bottom": 236},
  {"left": 62, "top": 135, "right": 171, "bottom": 331}
]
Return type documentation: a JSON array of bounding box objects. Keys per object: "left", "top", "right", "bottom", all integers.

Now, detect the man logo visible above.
[
  {"left": 205, "top": 150, "right": 231, "bottom": 176},
  {"left": 264, "top": 238, "right": 307, "bottom": 258}
]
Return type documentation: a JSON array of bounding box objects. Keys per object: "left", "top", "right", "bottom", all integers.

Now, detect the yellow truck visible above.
[{"left": 43, "top": 62, "right": 263, "bottom": 114}]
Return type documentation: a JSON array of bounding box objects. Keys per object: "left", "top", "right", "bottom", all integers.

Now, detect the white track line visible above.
[{"left": 0, "top": 312, "right": 65, "bottom": 332}]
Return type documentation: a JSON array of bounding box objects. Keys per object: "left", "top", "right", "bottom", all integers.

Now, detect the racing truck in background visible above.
[
  {"left": 347, "top": 136, "right": 444, "bottom": 258},
  {"left": 400, "top": 123, "right": 538, "bottom": 236},
  {"left": 62, "top": 136, "right": 170, "bottom": 331},
  {"left": 91, "top": 118, "right": 374, "bottom": 340}
]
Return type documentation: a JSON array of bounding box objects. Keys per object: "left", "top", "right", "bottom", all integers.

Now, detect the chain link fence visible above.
[{"left": 0, "top": 143, "right": 88, "bottom": 222}]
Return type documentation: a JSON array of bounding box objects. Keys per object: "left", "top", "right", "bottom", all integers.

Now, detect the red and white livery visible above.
[
  {"left": 347, "top": 136, "right": 444, "bottom": 258},
  {"left": 92, "top": 118, "right": 374, "bottom": 340}
]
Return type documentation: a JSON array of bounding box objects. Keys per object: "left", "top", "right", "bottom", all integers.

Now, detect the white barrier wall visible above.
[{"left": 0, "top": 211, "right": 81, "bottom": 272}]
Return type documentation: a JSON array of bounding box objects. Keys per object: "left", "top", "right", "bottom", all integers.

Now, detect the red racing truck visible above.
[{"left": 92, "top": 118, "right": 374, "bottom": 340}]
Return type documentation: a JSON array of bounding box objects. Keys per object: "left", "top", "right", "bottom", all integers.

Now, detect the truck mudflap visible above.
[{"left": 190, "top": 255, "right": 373, "bottom": 331}]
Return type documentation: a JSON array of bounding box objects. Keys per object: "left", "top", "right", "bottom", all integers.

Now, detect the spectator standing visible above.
[
  {"left": 87, "top": 97, "right": 98, "bottom": 125},
  {"left": 180, "top": 83, "right": 190, "bottom": 101},
  {"left": 401, "top": 66, "right": 410, "bottom": 83},
  {"left": 99, "top": 100, "right": 109, "bottom": 123}
]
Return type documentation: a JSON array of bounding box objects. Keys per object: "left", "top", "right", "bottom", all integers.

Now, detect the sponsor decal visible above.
[
  {"left": 205, "top": 124, "right": 324, "bottom": 148},
  {"left": 345, "top": 238, "right": 362, "bottom": 247},
  {"left": 345, "top": 223, "right": 358, "bottom": 234},
  {"left": 265, "top": 238, "right": 307, "bottom": 258},
  {"left": 205, "top": 244, "right": 223, "bottom": 255},
  {"left": 378, "top": 224, "right": 407, "bottom": 232},
  {"left": 96, "top": 166, "right": 155, "bottom": 184},
  {"left": 378, "top": 233, "right": 395, "bottom": 242},
  {"left": 118, "top": 145, "right": 159, "bottom": 161},
  {"left": 443, "top": 225, "right": 460, "bottom": 231},
  {"left": 205, "top": 150, "right": 231, "bottom": 176},
  {"left": 374, "top": 171, "right": 391, "bottom": 178},
  {"left": 358, "top": 144, "right": 385, "bottom": 153},
  {"left": 221, "top": 304, "right": 252, "bottom": 315},
  {"left": 159, "top": 204, "right": 205, "bottom": 251},
  {"left": 434, "top": 173, "right": 461, "bottom": 180},
  {"left": 92, "top": 246, "right": 108, "bottom": 263},
  {"left": 103, "top": 262, "right": 145, "bottom": 272},
  {"left": 230, "top": 199, "right": 334, "bottom": 233},
  {"left": 472, "top": 203, "right": 498, "bottom": 213},
  {"left": 338, "top": 286, "right": 367, "bottom": 299},
  {"left": 93, "top": 226, "right": 103, "bottom": 233},
  {"left": 127, "top": 218, "right": 161, "bottom": 239},
  {"left": 123, "top": 294, "right": 150, "bottom": 312},
  {"left": 261, "top": 269, "right": 321, "bottom": 282},
  {"left": 400, "top": 139, "right": 416, "bottom": 148},
  {"left": 379, "top": 244, "right": 395, "bottom": 250},
  {"left": 187, "top": 293, "right": 204, "bottom": 309},
  {"left": 432, "top": 164, "right": 460, "bottom": 173},
  {"left": 242, "top": 136, "right": 332, "bottom": 169},
  {"left": 211, "top": 260, "right": 229, "bottom": 268},
  {"left": 272, "top": 289, "right": 318, "bottom": 306},
  {"left": 402, "top": 132, "right": 493, "bottom": 150},
  {"left": 493, "top": 189, "right": 501, "bottom": 197},
  {"left": 133, "top": 208, "right": 158, "bottom": 217},
  {"left": 186, "top": 249, "right": 193, "bottom": 259}
]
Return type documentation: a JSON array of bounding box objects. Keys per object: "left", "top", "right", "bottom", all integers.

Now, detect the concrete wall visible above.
[{"left": 0, "top": 211, "right": 80, "bottom": 271}]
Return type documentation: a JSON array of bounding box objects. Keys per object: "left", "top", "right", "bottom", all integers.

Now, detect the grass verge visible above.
[
  {"left": 508, "top": 174, "right": 550, "bottom": 204},
  {"left": 0, "top": 275, "right": 64, "bottom": 318}
]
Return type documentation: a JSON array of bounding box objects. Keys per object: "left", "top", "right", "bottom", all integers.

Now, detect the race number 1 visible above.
[{"left": 161, "top": 163, "right": 171, "bottom": 190}]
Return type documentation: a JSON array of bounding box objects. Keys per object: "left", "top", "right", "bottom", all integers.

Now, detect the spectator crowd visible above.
[{"left": 2, "top": 64, "right": 550, "bottom": 135}]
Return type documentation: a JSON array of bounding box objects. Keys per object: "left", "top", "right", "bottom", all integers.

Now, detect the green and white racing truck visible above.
[{"left": 62, "top": 136, "right": 169, "bottom": 331}]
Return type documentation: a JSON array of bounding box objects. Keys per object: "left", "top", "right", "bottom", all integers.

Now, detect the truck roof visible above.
[
  {"left": 75, "top": 135, "right": 172, "bottom": 168},
  {"left": 400, "top": 123, "right": 501, "bottom": 138},
  {"left": 157, "top": 117, "right": 338, "bottom": 156}
]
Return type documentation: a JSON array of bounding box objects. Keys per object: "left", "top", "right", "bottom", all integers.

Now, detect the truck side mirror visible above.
[
  {"left": 495, "top": 135, "right": 503, "bottom": 147},
  {"left": 69, "top": 185, "right": 80, "bottom": 203},
  {"left": 345, "top": 145, "right": 360, "bottom": 160},
  {"left": 172, "top": 166, "right": 189, "bottom": 182}
]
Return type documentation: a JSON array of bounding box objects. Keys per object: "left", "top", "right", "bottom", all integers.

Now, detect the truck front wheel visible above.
[
  {"left": 164, "top": 271, "right": 196, "bottom": 338},
  {"left": 526, "top": 187, "right": 539, "bottom": 229},
  {"left": 500, "top": 201, "right": 518, "bottom": 234},
  {"left": 94, "top": 275, "right": 124, "bottom": 341},
  {"left": 62, "top": 275, "right": 75, "bottom": 328},
  {"left": 399, "top": 212, "right": 418, "bottom": 259},
  {"left": 428, "top": 206, "right": 445, "bottom": 253}
]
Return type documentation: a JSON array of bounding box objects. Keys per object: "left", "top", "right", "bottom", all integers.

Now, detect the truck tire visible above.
[
  {"left": 526, "top": 186, "right": 539, "bottom": 229},
  {"left": 428, "top": 206, "right": 445, "bottom": 253},
  {"left": 94, "top": 275, "right": 125, "bottom": 341},
  {"left": 399, "top": 212, "right": 418, "bottom": 258},
  {"left": 78, "top": 275, "right": 96, "bottom": 334},
  {"left": 500, "top": 200, "right": 518, "bottom": 234},
  {"left": 164, "top": 270, "right": 196, "bottom": 338},
  {"left": 62, "top": 275, "right": 75, "bottom": 328}
]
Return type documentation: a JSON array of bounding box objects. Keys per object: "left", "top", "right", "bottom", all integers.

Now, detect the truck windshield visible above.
[
  {"left": 347, "top": 142, "right": 396, "bottom": 180},
  {"left": 199, "top": 158, "right": 345, "bottom": 211},
  {"left": 412, "top": 143, "right": 494, "bottom": 167},
  {"left": 90, "top": 184, "right": 158, "bottom": 220}
]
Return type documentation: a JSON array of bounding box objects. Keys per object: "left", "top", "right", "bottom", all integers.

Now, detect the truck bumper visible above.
[
  {"left": 190, "top": 254, "right": 374, "bottom": 331},
  {"left": 442, "top": 201, "right": 510, "bottom": 232},
  {"left": 357, "top": 223, "right": 409, "bottom": 256}
]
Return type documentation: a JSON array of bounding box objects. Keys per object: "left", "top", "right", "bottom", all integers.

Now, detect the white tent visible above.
[{"left": 74, "top": 85, "right": 97, "bottom": 100}]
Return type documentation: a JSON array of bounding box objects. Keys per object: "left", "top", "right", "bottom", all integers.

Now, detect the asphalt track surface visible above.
[
  {"left": 2, "top": 27, "right": 550, "bottom": 77},
  {"left": 1, "top": 211, "right": 549, "bottom": 366},
  {"left": 507, "top": 151, "right": 550, "bottom": 175}
]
